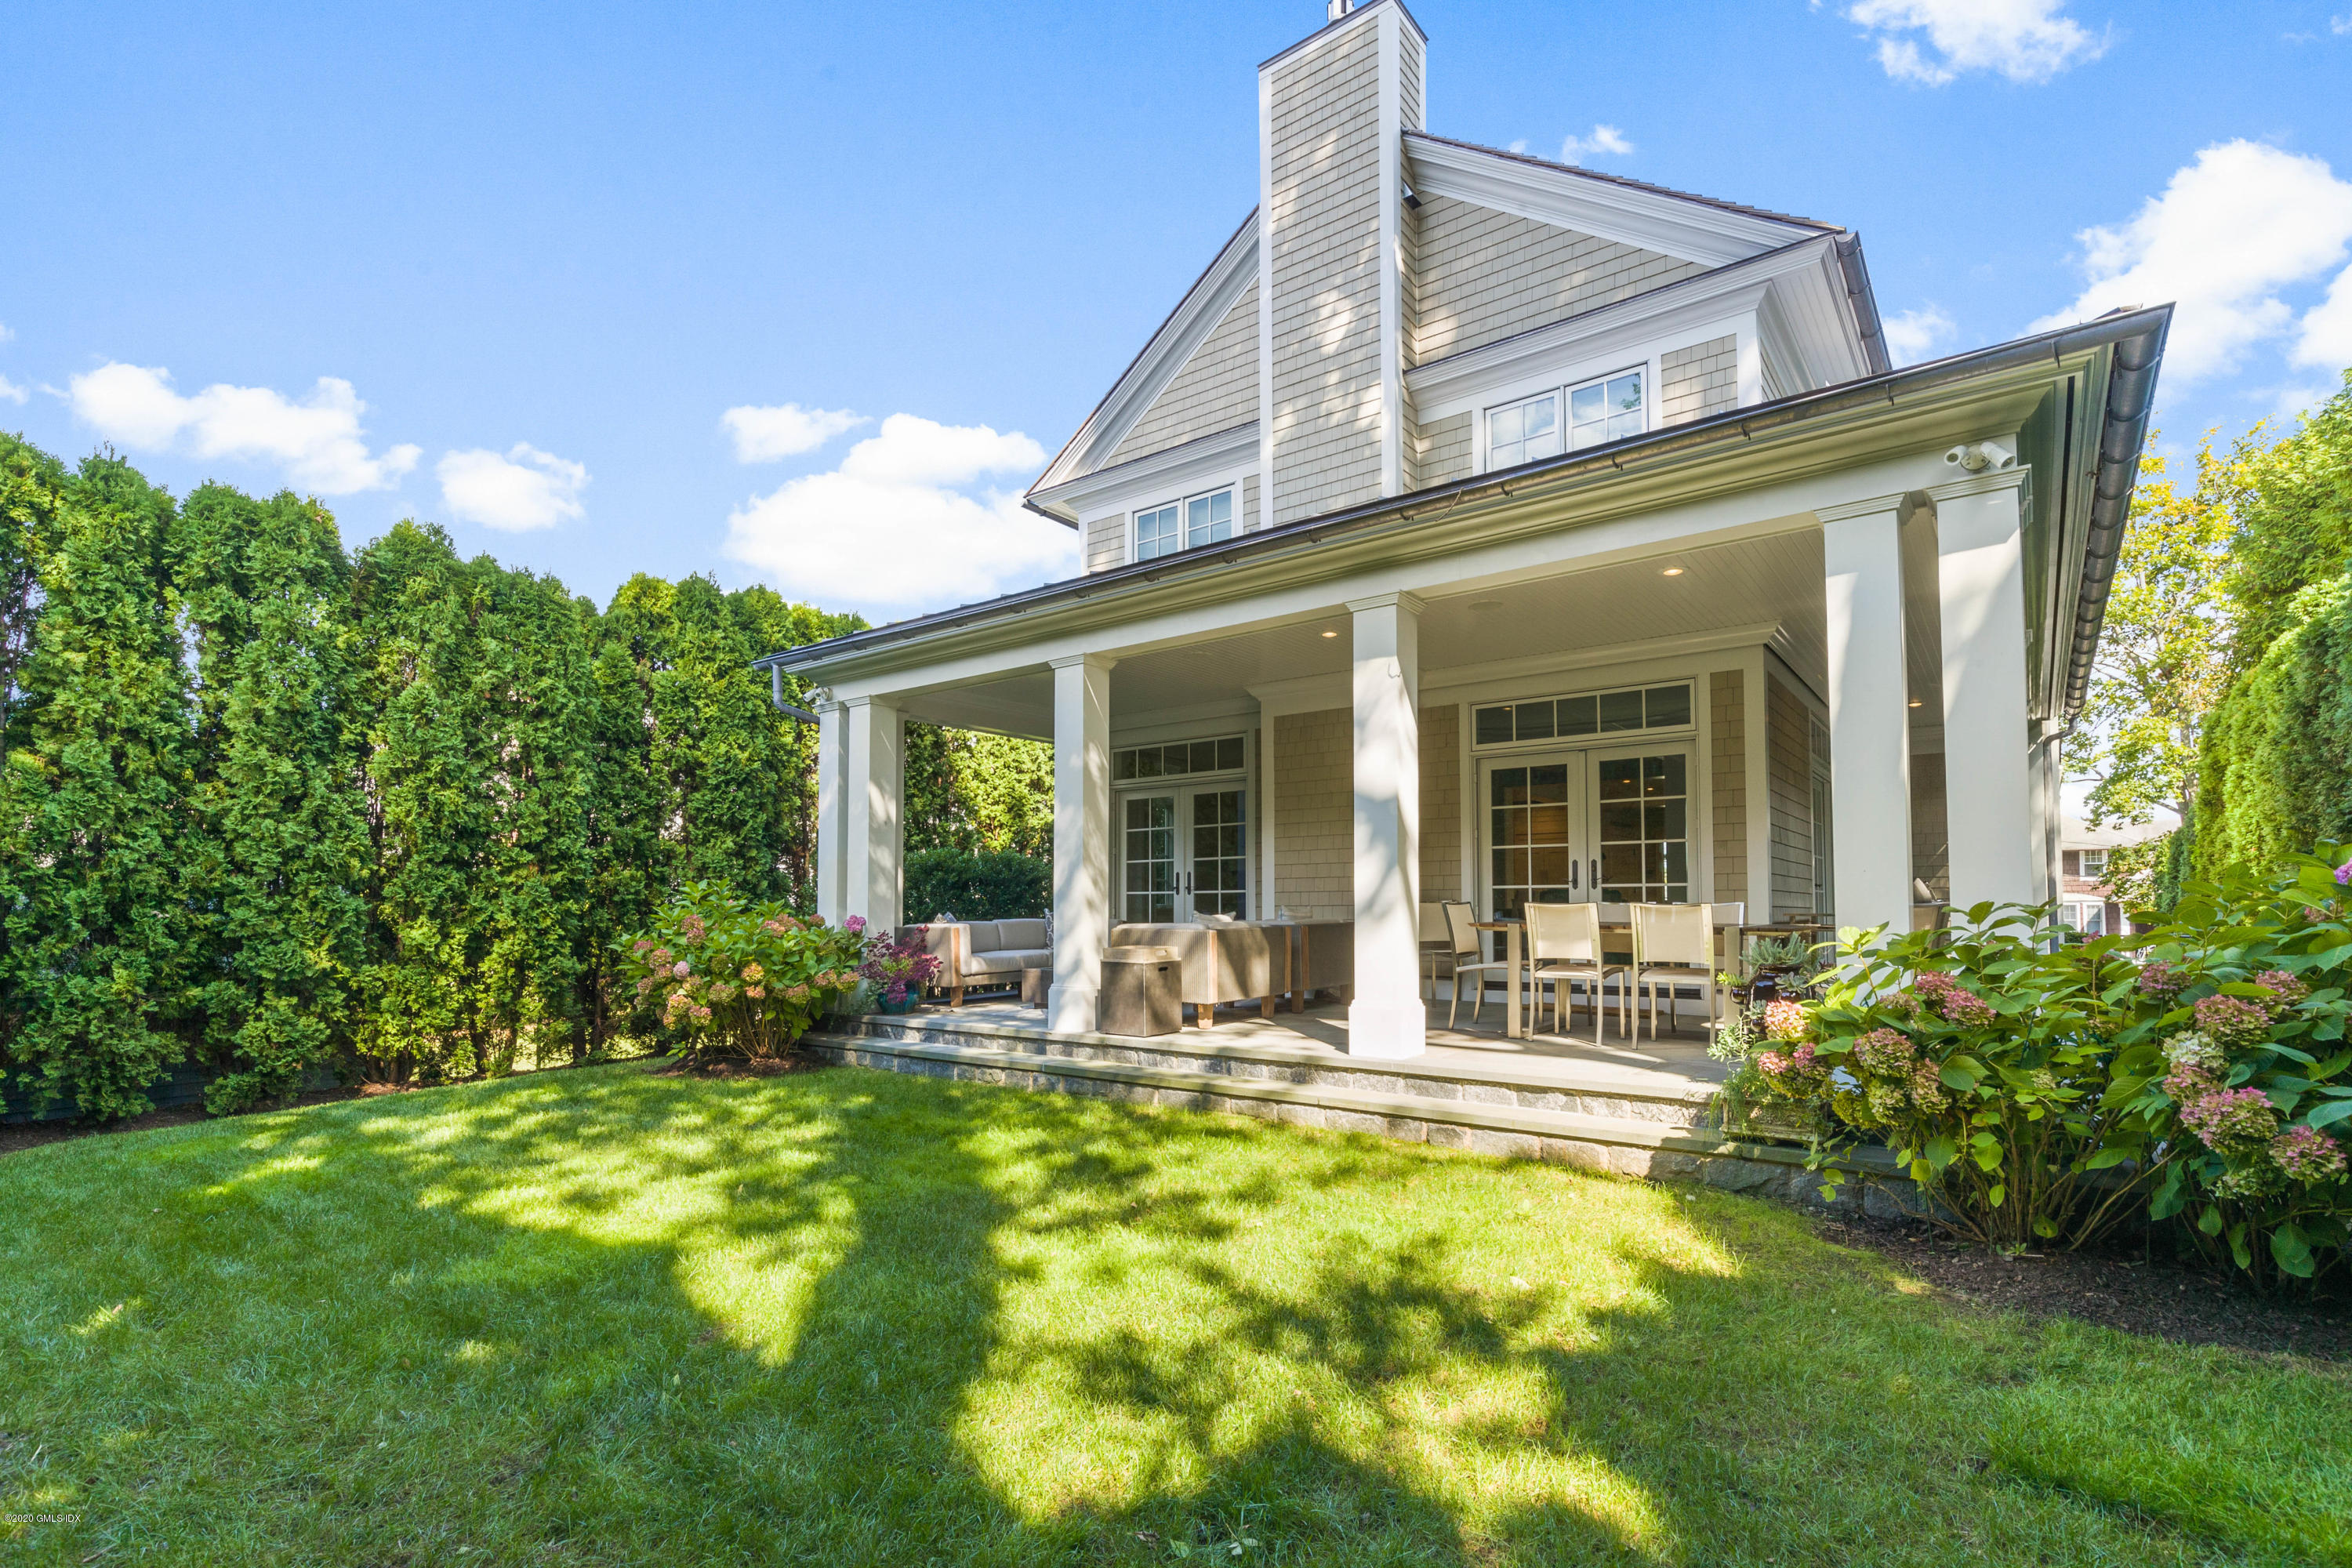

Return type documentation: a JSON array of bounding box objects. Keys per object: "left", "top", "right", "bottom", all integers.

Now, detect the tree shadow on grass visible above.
[{"left": 5, "top": 1064, "right": 2329, "bottom": 1566}]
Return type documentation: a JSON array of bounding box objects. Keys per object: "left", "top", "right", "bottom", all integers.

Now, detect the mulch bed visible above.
[
  {"left": 0, "top": 1085, "right": 365, "bottom": 1157},
  {"left": 1819, "top": 1212, "right": 2352, "bottom": 1360},
  {"left": 644, "top": 1053, "right": 828, "bottom": 1081}
]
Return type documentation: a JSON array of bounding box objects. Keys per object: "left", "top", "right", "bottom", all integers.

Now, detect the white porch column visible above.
[
  {"left": 1818, "top": 497, "right": 1915, "bottom": 938},
  {"left": 842, "top": 696, "right": 903, "bottom": 932},
  {"left": 1347, "top": 592, "right": 1425, "bottom": 1058},
  {"left": 1048, "top": 654, "right": 1116, "bottom": 1033},
  {"left": 815, "top": 692, "right": 848, "bottom": 926},
  {"left": 1933, "top": 468, "right": 2036, "bottom": 911}
]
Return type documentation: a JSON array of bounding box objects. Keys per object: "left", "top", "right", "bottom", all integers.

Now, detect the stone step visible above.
[
  {"left": 800, "top": 1026, "right": 1902, "bottom": 1203},
  {"left": 832, "top": 1011, "right": 1719, "bottom": 1127}
]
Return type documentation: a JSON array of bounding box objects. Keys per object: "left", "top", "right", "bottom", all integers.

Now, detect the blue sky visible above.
[{"left": 3, "top": 1, "right": 2350, "bottom": 621}]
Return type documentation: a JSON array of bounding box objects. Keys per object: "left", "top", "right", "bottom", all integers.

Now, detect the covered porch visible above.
[{"left": 807, "top": 450, "right": 2056, "bottom": 1062}]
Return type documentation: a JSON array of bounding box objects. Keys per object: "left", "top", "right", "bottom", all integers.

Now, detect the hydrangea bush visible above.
[
  {"left": 2099, "top": 848, "right": 2352, "bottom": 1282},
  {"left": 620, "top": 882, "right": 867, "bottom": 1062},
  {"left": 1716, "top": 849, "right": 2352, "bottom": 1284},
  {"left": 1731, "top": 908, "right": 2139, "bottom": 1252}
]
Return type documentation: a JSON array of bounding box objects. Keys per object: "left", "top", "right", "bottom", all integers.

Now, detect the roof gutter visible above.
[
  {"left": 765, "top": 307, "right": 2170, "bottom": 717},
  {"left": 2064, "top": 308, "right": 2168, "bottom": 712},
  {"left": 1833, "top": 234, "right": 1893, "bottom": 378}
]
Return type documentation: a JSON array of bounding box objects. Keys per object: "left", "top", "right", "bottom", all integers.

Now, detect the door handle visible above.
[
  {"left": 1571, "top": 858, "right": 1580, "bottom": 888},
  {"left": 1591, "top": 858, "right": 1599, "bottom": 891}
]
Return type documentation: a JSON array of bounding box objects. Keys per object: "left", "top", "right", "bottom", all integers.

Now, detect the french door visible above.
[
  {"left": 1120, "top": 785, "right": 1249, "bottom": 923},
  {"left": 1479, "top": 744, "right": 1693, "bottom": 918}
]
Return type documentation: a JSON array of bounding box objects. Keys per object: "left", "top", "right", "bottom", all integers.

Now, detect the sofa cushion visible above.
[
  {"left": 996, "top": 918, "right": 1048, "bottom": 949},
  {"left": 967, "top": 947, "right": 1051, "bottom": 975},
  {"left": 960, "top": 921, "right": 1001, "bottom": 954}
]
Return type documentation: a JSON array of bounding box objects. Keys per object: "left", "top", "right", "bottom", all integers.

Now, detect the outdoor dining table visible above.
[{"left": 1467, "top": 908, "right": 1762, "bottom": 1040}]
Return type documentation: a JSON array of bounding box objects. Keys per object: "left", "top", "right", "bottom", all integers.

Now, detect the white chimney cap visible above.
[{"left": 1327, "top": 0, "right": 1353, "bottom": 19}]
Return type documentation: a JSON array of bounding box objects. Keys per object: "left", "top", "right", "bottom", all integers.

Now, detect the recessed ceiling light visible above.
[
  {"left": 1319, "top": 629, "right": 1338, "bottom": 638},
  {"left": 1661, "top": 566, "right": 1685, "bottom": 576},
  {"left": 1909, "top": 699, "right": 1923, "bottom": 708}
]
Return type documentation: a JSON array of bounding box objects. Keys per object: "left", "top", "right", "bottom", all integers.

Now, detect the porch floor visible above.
[{"left": 920, "top": 991, "right": 1730, "bottom": 1099}]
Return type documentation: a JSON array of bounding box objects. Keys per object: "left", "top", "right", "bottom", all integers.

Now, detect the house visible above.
[
  {"left": 2058, "top": 813, "right": 2169, "bottom": 937},
  {"left": 760, "top": 0, "right": 2168, "bottom": 1063}
]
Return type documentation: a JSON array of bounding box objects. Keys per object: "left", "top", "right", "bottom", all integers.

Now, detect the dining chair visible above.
[
  {"left": 1708, "top": 901, "right": 1746, "bottom": 985},
  {"left": 1419, "top": 902, "right": 1450, "bottom": 1002},
  {"left": 1440, "top": 902, "right": 1514, "bottom": 1029},
  {"left": 1629, "top": 903, "right": 1725, "bottom": 1040},
  {"left": 1525, "top": 902, "right": 1627, "bottom": 1045}
]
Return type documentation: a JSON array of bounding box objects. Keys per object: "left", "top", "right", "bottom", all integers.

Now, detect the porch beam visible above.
[
  {"left": 1818, "top": 495, "right": 1915, "bottom": 940},
  {"left": 1347, "top": 592, "right": 1427, "bottom": 1059},
  {"left": 842, "top": 696, "right": 903, "bottom": 931},
  {"left": 1048, "top": 654, "right": 1116, "bottom": 1033},
  {"left": 1932, "top": 468, "right": 2037, "bottom": 911}
]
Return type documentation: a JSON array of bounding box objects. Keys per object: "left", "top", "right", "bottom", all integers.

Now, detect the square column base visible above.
[
  {"left": 1047, "top": 985, "right": 1100, "bottom": 1036},
  {"left": 1347, "top": 999, "right": 1428, "bottom": 1059}
]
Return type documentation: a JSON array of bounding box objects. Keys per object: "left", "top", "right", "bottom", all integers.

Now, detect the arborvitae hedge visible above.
[
  {"left": 0, "top": 441, "right": 883, "bottom": 1116},
  {"left": 2194, "top": 572, "right": 2352, "bottom": 880}
]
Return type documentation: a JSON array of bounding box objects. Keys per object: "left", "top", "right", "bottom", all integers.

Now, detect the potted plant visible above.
[
  {"left": 1737, "top": 932, "right": 1822, "bottom": 1009},
  {"left": 859, "top": 927, "right": 942, "bottom": 1014}
]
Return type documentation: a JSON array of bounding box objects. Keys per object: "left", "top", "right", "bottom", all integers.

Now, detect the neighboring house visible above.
[
  {"left": 759, "top": 0, "right": 2168, "bottom": 1060},
  {"left": 2058, "top": 814, "right": 2168, "bottom": 937}
]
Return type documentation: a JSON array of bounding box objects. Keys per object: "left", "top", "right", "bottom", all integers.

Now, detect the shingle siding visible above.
[
  {"left": 1420, "top": 704, "right": 1461, "bottom": 902},
  {"left": 1107, "top": 281, "right": 1261, "bottom": 468},
  {"left": 1274, "top": 707, "right": 1352, "bottom": 918},
  {"left": 1410, "top": 411, "right": 1472, "bottom": 488},
  {"left": 1414, "top": 195, "right": 1706, "bottom": 363},
  {"left": 1661, "top": 335, "right": 1738, "bottom": 426},
  {"left": 1267, "top": 20, "right": 1385, "bottom": 525},
  {"left": 1767, "top": 675, "right": 1816, "bottom": 920},
  {"left": 1711, "top": 670, "right": 1746, "bottom": 909},
  {"left": 1084, "top": 513, "right": 1124, "bottom": 572}
]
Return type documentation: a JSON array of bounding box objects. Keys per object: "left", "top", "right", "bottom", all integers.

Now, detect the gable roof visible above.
[
  {"left": 1403, "top": 132, "right": 1834, "bottom": 270},
  {"left": 1026, "top": 209, "right": 1259, "bottom": 517}
]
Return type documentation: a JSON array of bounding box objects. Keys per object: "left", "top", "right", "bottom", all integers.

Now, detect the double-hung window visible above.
[
  {"left": 1486, "top": 365, "right": 1646, "bottom": 471},
  {"left": 1134, "top": 485, "right": 1235, "bottom": 561}
]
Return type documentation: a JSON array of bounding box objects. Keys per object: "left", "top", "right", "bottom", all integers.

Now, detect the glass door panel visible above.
[
  {"left": 1595, "top": 750, "right": 1690, "bottom": 905},
  {"left": 1123, "top": 793, "right": 1178, "bottom": 923},
  {"left": 1485, "top": 760, "right": 1586, "bottom": 919},
  {"left": 1190, "top": 788, "right": 1248, "bottom": 917}
]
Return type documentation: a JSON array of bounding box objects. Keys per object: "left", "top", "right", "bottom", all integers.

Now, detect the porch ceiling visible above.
[{"left": 901, "top": 531, "right": 1889, "bottom": 738}]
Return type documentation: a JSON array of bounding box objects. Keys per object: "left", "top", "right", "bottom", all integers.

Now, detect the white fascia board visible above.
[
  {"left": 1403, "top": 133, "right": 1814, "bottom": 268},
  {"left": 1033, "top": 422, "right": 1260, "bottom": 525},
  {"left": 1029, "top": 212, "right": 1261, "bottom": 500}
]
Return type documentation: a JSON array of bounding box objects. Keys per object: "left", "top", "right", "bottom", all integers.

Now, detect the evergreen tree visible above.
[
  {"left": 0, "top": 445, "right": 195, "bottom": 1119},
  {"left": 470, "top": 562, "right": 595, "bottom": 1069},
  {"left": 350, "top": 521, "right": 493, "bottom": 1080},
  {"left": 172, "top": 485, "right": 369, "bottom": 1111}
]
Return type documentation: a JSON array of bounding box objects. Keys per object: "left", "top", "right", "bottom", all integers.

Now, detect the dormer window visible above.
[
  {"left": 1485, "top": 366, "right": 1647, "bottom": 472},
  {"left": 1134, "top": 485, "right": 1236, "bottom": 561}
]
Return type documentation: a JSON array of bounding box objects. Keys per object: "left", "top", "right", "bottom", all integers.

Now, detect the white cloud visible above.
[
  {"left": 2031, "top": 141, "right": 2352, "bottom": 384},
  {"left": 0, "top": 321, "right": 13, "bottom": 343},
  {"left": 2293, "top": 263, "right": 2352, "bottom": 372},
  {"left": 723, "top": 412, "right": 1073, "bottom": 616},
  {"left": 721, "top": 401, "right": 868, "bottom": 463},
  {"left": 1882, "top": 305, "right": 1958, "bottom": 365},
  {"left": 1841, "top": 0, "right": 2106, "bottom": 85},
  {"left": 2335, "top": 13, "right": 2352, "bottom": 34},
  {"left": 436, "top": 444, "right": 588, "bottom": 532},
  {"left": 1559, "top": 125, "right": 1634, "bottom": 164},
  {"left": 0, "top": 375, "right": 25, "bottom": 407},
  {"left": 65, "top": 362, "right": 419, "bottom": 493}
]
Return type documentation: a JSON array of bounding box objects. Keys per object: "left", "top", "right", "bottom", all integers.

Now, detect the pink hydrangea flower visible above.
[
  {"left": 2336, "top": 860, "right": 2352, "bottom": 887},
  {"left": 1762, "top": 1000, "right": 1810, "bottom": 1043},
  {"left": 1852, "top": 1027, "right": 1915, "bottom": 1075},
  {"left": 2136, "top": 961, "right": 2183, "bottom": 998},
  {"left": 1912, "top": 971, "right": 1994, "bottom": 1025},
  {"left": 2271, "top": 1123, "right": 2348, "bottom": 1182},
  {"left": 2254, "top": 970, "right": 2309, "bottom": 1014},
  {"left": 672, "top": 960, "right": 691, "bottom": 978},
  {"left": 2178, "top": 1086, "right": 2278, "bottom": 1151},
  {"left": 2192, "top": 993, "right": 2268, "bottom": 1050},
  {"left": 844, "top": 915, "right": 867, "bottom": 935}
]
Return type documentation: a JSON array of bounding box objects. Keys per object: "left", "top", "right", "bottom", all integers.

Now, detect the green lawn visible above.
[{"left": 1, "top": 1063, "right": 2346, "bottom": 1566}]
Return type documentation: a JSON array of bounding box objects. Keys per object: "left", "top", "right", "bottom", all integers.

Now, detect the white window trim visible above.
[
  {"left": 1133, "top": 481, "right": 1240, "bottom": 563},
  {"left": 1476, "top": 361, "right": 1655, "bottom": 476}
]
